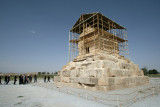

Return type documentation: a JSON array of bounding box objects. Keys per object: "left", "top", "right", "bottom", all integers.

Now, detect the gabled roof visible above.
[{"left": 70, "top": 12, "right": 126, "bottom": 33}]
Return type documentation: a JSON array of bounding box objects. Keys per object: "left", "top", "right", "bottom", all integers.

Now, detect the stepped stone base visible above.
[
  {"left": 54, "top": 54, "right": 149, "bottom": 91},
  {"left": 54, "top": 76, "right": 148, "bottom": 91}
]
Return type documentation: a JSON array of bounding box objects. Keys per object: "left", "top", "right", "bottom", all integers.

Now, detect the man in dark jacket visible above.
[
  {"left": 47, "top": 76, "right": 50, "bottom": 82},
  {"left": 19, "top": 75, "right": 21, "bottom": 84},
  {"left": 7, "top": 75, "right": 10, "bottom": 84},
  {"left": 4, "top": 75, "right": 7, "bottom": 84},
  {"left": 0, "top": 76, "right": 2, "bottom": 84},
  {"left": 14, "top": 75, "right": 17, "bottom": 85},
  {"left": 44, "top": 76, "right": 46, "bottom": 83},
  {"left": 34, "top": 75, "right": 37, "bottom": 83}
]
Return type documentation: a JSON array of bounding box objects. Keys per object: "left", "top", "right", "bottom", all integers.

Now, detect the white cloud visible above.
[{"left": 30, "top": 30, "right": 36, "bottom": 34}]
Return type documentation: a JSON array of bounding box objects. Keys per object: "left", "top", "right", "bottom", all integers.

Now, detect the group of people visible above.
[
  {"left": 0, "top": 75, "right": 11, "bottom": 84},
  {"left": 18, "top": 75, "right": 37, "bottom": 85},
  {"left": 44, "top": 75, "right": 50, "bottom": 82},
  {"left": 0, "top": 75, "right": 38, "bottom": 85}
]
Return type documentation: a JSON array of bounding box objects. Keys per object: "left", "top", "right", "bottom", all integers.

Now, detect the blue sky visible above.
[{"left": 0, "top": 0, "right": 160, "bottom": 73}]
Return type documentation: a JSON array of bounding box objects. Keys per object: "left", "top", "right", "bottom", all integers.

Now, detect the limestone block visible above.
[
  {"left": 98, "top": 77, "right": 121, "bottom": 86},
  {"left": 109, "top": 68, "right": 123, "bottom": 77},
  {"left": 78, "top": 70, "right": 84, "bottom": 77},
  {"left": 65, "top": 62, "right": 77, "bottom": 71},
  {"left": 86, "top": 61, "right": 95, "bottom": 69},
  {"left": 96, "top": 68, "right": 110, "bottom": 77},
  {"left": 136, "top": 76, "right": 149, "bottom": 84},
  {"left": 94, "top": 60, "right": 116, "bottom": 69},
  {"left": 79, "top": 68, "right": 110, "bottom": 78},
  {"left": 54, "top": 76, "right": 61, "bottom": 82},
  {"left": 78, "top": 77, "right": 98, "bottom": 85},
  {"left": 143, "top": 76, "right": 149, "bottom": 83},
  {"left": 108, "top": 77, "right": 119, "bottom": 86},
  {"left": 70, "top": 77, "right": 79, "bottom": 83},
  {"left": 86, "top": 69, "right": 97, "bottom": 77},
  {"left": 135, "top": 76, "right": 146, "bottom": 85},
  {"left": 93, "top": 55, "right": 104, "bottom": 60},
  {"left": 70, "top": 70, "right": 79, "bottom": 77},
  {"left": 118, "top": 62, "right": 129, "bottom": 69},
  {"left": 137, "top": 70, "right": 144, "bottom": 76},
  {"left": 122, "top": 69, "right": 136, "bottom": 77},
  {"left": 86, "top": 57, "right": 94, "bottom": 61},
  {"left": 61, "top": 77, "right": 70, "bottom": 83},
  {"left": 103, "top": 60, "right": 117, "bottom": 68},
  {"left": 79, "top": 70, "right": 89, "bottom": 77},
  {"left": 62, "top": 71, "right": 71, "bottom": 77},
  {"left": 120, "top": 77, "right": 136, "bottom": 85}
]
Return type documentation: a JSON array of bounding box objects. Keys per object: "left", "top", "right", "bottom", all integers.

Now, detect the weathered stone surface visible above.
[
  {"left": 61, "top": 77, "right": 70, "bottom": 83},
  {"left": 78, "top": 77, "right": 98, "bottom": 85},
  {"left": 54, "top": 53, "right": 149, "bottom": 91},
  {"left": 54, "top": 76, "right": 61, "bottom": 82},
  {"left": 62, "top": 71, "right": 71, "bottom": 77}
]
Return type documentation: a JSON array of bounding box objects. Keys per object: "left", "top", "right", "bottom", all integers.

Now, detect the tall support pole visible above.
[
  {"left": 123, "top": 29, "right": 125, "bottom": 57},
  {"left": 79, "top": 21, "right": 81, "bottom": 58},
  {"left": 93, "top": 14, "right": 96, "bottom": 55},
  {"left": 115, "top": 27, "right": 117, "bottom": 55},
  {"left": 83, "top": 24, "right": 85, "bottom": 56},
  {"left": 101, "top": 15, "right": 104, "bottom": 53},
  {"left": 112, "top": 22, "right": 114, "bottom": 55},
  {"left": 69, "top": 31, "right": 70, "bottom": 62},
  {"left": 108, "top": 20, "right": 111, "bottom": 54},
  {"left": 71, "top": 31, "right": 73, "bottom": 61},
  {"left": 97, "top": 14, "right": 100, "bottom": 53},
  {"left": 125, "top": 30, "right": 129, "bottom": 59}
]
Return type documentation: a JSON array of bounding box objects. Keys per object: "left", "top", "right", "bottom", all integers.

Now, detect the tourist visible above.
[
  {"left": 7, "top": 75, "right": 10, "bottom": 84},
  {"left": 23, "top": 75, "right": 25, "bottom": 84},
  {"left": 44, "top": 76, "right": 46, "bottom": 83},
  {"left": 47, "top": 76, "right": 50, "bottom": 82},
  {"left": 26, "top": 75, "right": 29, "bottom": 84},
  {"left": 30, "top": 75, "right": 32, "bottom": 83},
  {"left": 24, "top": 75, "right": 27, "bottom": 84},
  {"left": 21, "top": 75, "right": 24, "bottom": 84},
  {"left": 19, "top": 74, "right": 23, "bottom": 85},
  {"left": 4, "top": 75, "right": 7, "bottom": 84},
  {"left": 0, "top": 76, "right": 1, "bottom": 84},
  {"left": 19, "top": 75, "right": 21, "bottom": 84},
  {"left": 34, "top": 75, "right": 37, "bottom": 83},
  {"left": 14, "top": 75, "right": 17, "bottom": 85}
]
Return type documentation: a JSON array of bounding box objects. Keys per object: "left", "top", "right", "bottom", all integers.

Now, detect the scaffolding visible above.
[{"left": 69, "top": 12, "right": 129, "bottom": 62}]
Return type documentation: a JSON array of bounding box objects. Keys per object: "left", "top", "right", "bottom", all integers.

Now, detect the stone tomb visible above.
[
  {"left": 54, "top": 54, "right": 149, "bottom": 91},
  {"left": 54, "top": 13, "right": 149, "bottom": 91}
]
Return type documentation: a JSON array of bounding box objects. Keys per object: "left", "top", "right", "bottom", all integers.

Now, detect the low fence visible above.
[{"left": 33, "top": 79, "right": 160, "bottom": 107}]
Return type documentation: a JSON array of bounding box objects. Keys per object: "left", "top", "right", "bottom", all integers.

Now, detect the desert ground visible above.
[{"left": 0, "top": 78, "right": 160, "bottom": 107}]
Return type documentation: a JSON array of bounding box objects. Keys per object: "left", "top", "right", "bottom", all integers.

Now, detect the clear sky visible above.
[{"left": 0, "top": 0, "right": 160, "bottom": 73}]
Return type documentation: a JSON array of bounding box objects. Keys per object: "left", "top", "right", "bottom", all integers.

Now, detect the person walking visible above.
[
  {"left": 34, "top": 75, "right": 37, "bottom": 83},
  {"left": 7, "top": 75, "right": 10, "bottom": 84},
  {"left": 47, "top": 76, "right": 50, "bottom": 82},
  {"left": 44, "top": 76, "right": 46, "bottom": 83},
  {"left": 19, "top": 75, "right": 21, "bottom": 85},
  {"left": 14, "top": 75, "right": 17, "bottom": 85},
  {"left": 4, "top": 75, "right": 7, "bottom": 84},
  {"left": 23, "top": 75, "right": 25, "bottom": 84},
  {"left": 24, "top": 75, "right": 27, "bottom": 84},
  {"left": 0, "top": 76, "right": 2, "bottom": 84},
  {"left": 30, "top": 75, "right": 32, "bottom": 83}
]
